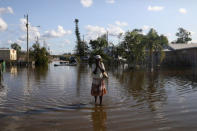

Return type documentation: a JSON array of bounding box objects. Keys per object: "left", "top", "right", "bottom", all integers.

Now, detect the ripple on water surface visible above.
[{"left": 1, "top": 65, "right": 197, "bottom": 130}]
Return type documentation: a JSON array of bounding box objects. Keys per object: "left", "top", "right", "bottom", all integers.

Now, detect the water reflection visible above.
[
  {"left": 111, "top": 68, "right": 167, "bottom": 112},
  {"left": 10, "top": 66, "right": 17, "bottom": 76},
  {"left": 146, "top": 72, "right": 167, "bottom": 111},
  {"left": 76, "top": 64, "right": 92, "bottom": 101},
  {"left": 1, "top": 63, "right": 197, "bottom": 130},
  {"left": 34, "top": 66, "right": 48, "bottom": 80},
  {"left": 0, "top": 73, "right": 2, "bottom": 88},
  {"left": 0, "top": 72, "right": 5, "bottom": 89},
  {"left": 0, "top": 74, "right": 7, "bottom": 106},
  {"left": 24, "top": 67, "right": 32, "bottom": 96},
  {"left": 76, "top": 64, "right": 83, "bottom": 97},
  {"left": 91, "top": 106, "right": 107, "bottom": 131},
  {"left": 189, "top": 67, "right": 197, "bottom": 84}
]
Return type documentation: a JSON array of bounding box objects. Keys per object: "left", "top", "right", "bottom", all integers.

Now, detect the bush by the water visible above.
[{"left": 30, "top": 43, "right": 49, "bottom": 66}]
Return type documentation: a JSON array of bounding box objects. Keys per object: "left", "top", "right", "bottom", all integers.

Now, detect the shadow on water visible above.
[
  {"left": 91, "top": 106, "right": 107, "bottom": 131},
  {"left": 0, "top": 103, "right": 88, "bottom": 119}
]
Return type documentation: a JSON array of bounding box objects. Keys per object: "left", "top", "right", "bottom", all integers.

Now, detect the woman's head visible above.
[
  {"left": 95, "top": 55, "right": 102, "bottom": 62},
  {"left": 93, "top": 55, "right": 102, "bottom": 74}
]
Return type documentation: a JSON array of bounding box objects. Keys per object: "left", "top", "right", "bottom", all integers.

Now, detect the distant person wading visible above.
[{"left": 91, "top": 55, "right": 107, "bottom": 105}]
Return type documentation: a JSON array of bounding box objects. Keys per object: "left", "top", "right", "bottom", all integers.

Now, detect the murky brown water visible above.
[{"left": 1, "top": 63, "right": 197, "bottom": 131}]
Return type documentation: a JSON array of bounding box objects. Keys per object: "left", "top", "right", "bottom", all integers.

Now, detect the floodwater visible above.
[{"left": 1, "top": 63, "right": 197, "bottom": 131}]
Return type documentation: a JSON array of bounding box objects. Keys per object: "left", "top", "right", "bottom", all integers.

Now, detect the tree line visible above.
[
  {"left": 74, "top": 19, "right": 193, "bottom": 70},
  {"left": 10, "top": 20, "right": 192, "bottom": 68},
  {"left": 11, "top": 42, "right": 49, "bottom": 66}
]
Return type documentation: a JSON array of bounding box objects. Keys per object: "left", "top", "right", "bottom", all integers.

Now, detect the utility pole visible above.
[
  {"left": 24, "top": 14, "right": 29, "bottom": 65},
  {"left": 83, "top": 35, "right": 85, "bottom": 56}
]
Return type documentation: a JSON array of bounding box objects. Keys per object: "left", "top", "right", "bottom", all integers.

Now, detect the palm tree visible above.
[{"left": 145, "top": 28, "right": 168, "bottom": 72}]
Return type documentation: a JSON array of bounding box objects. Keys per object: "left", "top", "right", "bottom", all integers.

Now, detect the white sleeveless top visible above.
[{"left": 92, "top": 62, "right": 105, "bottom": 79}]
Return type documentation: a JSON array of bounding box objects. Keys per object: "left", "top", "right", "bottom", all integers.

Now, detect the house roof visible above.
[
  {"left": 0, "top": 48, "right": 15, "bottom": 51},
  {"left": 0, "top": 48, "right": 10, "bottom": 50},
  {"left": 168, "top": 43, "right": 197, "bottom": 51}
]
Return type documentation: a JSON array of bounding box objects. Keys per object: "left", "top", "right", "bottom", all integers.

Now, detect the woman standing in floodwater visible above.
[{"left": 91, "top": 55, "right": 107, "bottom": 105}]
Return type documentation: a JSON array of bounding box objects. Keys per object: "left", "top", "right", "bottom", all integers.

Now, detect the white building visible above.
[{"left": 0, "top": 48, "right": 17, "bottom": 61}]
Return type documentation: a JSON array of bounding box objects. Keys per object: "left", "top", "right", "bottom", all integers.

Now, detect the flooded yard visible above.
[{"left": 1, "top": 63, "right": 197, "bottom": 131}]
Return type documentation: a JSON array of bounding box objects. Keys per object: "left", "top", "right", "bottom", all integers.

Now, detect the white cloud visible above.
[
  {"left": 42, "top": 25, "right": 72, "bottom": 38},
  {"left": 115, "top": 21, "right": 128, "bottom": 27},
  {"left": 18, "top": 35, "right": 36, "bottom": 44},
  {"left": 85, "top": 24, "right": 125, "bottom": 40},
  {"left": 0, "top": 6, "right": 13, "bottom": 15},
  {"left": 18, "top": 35, "right": 27, "bottom": 41},
  {"left": 7, "top": 40, "right": 13, "bottom": 44},
  {"left": 85, "top": 25, "right": 106, "bottom": 40},
  {"left": 7, "top": 40, "right": 21, "bottom": 45},
  {"left": 143, "top": 25, "right": 153, "bottom": 31},
  {"left": 7, "top": 40, "right": 12, "bottom": 43},
  {"left": 9, "top": 39, "right": 23, "bottom": 46},
  {"left": 142, "top": 25, "right": 155, "bottom": 35},
  {"left": 0, "top": 17, "right": 7, "bottom": 31},
  {"left": 20, "top": 18, "right": 40, "bottom": 36},
  {"left": 17, "top": 18, "right": 72, "bottom": 50},
  {"left": 190, "top": 31, "right": 195, "bottom": 35},
  {"left": 65, "top": 39, "right": 71, "bottom": 44},
  {"left": 19, "top": 18, "right": 41, "bottom": 41},
  {"left": 166, "top": 33, "right": 172, "bottom": 37},
  {"left": 179, "top": 8, "right": 187, "bottom": 14},
  {"left": 106, "top": 0, "right": 115, "bottom": 4},
  {"left": 7, "top": 39, "right": 23, "bottom": 47},
  {"left": 142, "top": 25, "right": 150, "bottom": 30},
  {"left": 107, "top": 24, "right": 124, "bottom": 36},
  {"left": 148, "top": 6, "right": 164, "bottom": 11},
  {"left": 80, "top": 0, "right": 93, "bottom": 7},
  {"left": 19, "top": 18, "right": 27, "bottom": 32},
  {"left": 16, "top": 39, "right": 23, "bottom": 46},
  {"left": 0, "top": 7, "right": 13, "bottom": 32}
]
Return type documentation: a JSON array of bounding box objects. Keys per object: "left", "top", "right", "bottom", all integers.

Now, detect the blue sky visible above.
[{"left": 0, "top": 0, "right": 197, "bottom": 54}]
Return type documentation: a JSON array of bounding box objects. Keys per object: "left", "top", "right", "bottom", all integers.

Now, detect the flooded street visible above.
[{"left": 1, "top": 63, "right": 197, "bottom": 131}]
